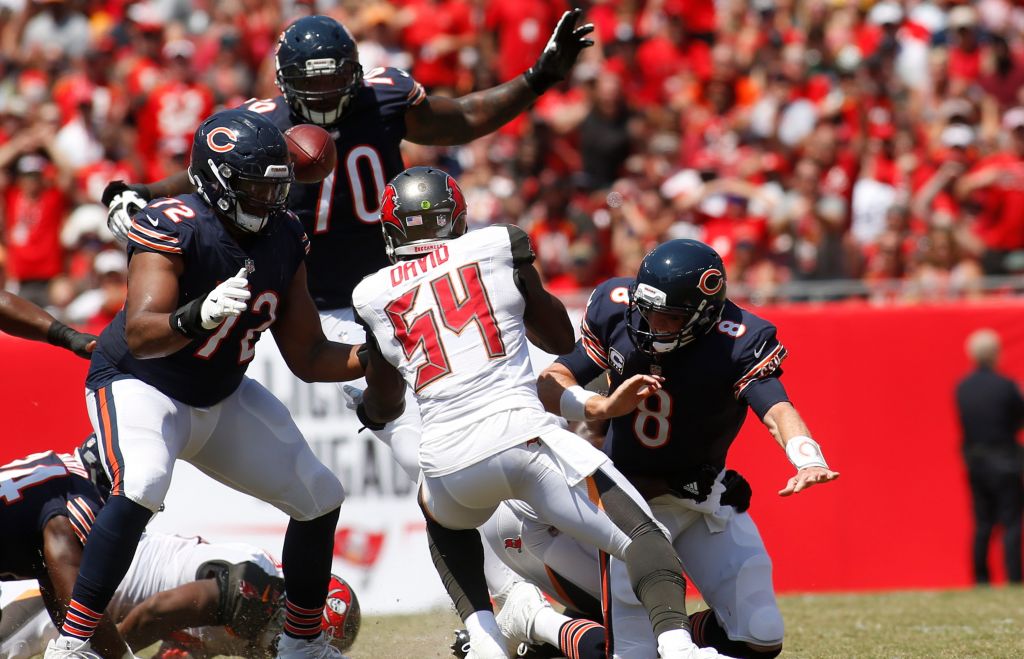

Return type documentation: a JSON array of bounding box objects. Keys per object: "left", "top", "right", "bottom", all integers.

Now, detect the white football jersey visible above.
[
  {"left": 353, "top": 225, "right": 549, "bottom": 476},
  {"left": 0, "top": 533, "right": 280, "bottom": 658}
]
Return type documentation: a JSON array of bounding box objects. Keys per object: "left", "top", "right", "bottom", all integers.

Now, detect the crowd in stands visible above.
[{"left": 1, "top": 0, "right": 1022, "bottom": 319}]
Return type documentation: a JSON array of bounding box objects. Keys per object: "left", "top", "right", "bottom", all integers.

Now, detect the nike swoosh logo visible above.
[
  {"left": 147, "top": 214, "right": 159, "bottom": 228},
  {"left": 753, "top": 341, "right": 768, "bottom": 358}
]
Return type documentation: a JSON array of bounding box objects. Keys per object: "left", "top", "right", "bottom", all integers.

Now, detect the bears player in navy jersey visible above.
[
  {"left": 0, "top": 449, "right": 135, "bottom": 658},
  {"left": 45, "top": 110, "right": 365, "bottom": 659},
  {"left": 537, "top": 240, "right": 840, "bottom": 659},
  {"left": 102, "top": 10, "right": 596, "bottom": 478}
]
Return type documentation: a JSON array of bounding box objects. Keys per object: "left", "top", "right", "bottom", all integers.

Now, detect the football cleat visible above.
[
  {"left": 496, "top": 582, "right": 551, "bottom": 648},
  {"left": 275, "top": 632, "right": 348, "bottom": 659},
  {"left": 43, "top": 637, "right": 104, "bottom": 659}
]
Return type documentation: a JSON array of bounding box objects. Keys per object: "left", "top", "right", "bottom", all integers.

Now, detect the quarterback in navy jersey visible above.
[
  {"left": 47, "top": 110, "right": 362, "bottom": 659},
  {"left": 0, "top": 450, "right": 132, "bottom": 658},
  {"left": 538, "top": 240, "right": 839, "bottom": 659}
]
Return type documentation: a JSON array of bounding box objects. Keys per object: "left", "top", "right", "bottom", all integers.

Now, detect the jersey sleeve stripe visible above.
[
  {"left": 733, "top": 343, "right": 787, "bottom": 397},
  {"left": 408, "top": 83, "right": 427, "bottom": 106},
  {"left": 131, "top": 221, "right": 180, "bottom": 243},
  {"left": 128, "top": 233, "right": 184, "bottom": 254},
  {"left": 582, "top": 337, "right": 610, "bottom": 369}
]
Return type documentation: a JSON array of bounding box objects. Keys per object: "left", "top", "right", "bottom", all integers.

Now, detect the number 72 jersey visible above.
[
  {"left": 241, "top": 67, "right": 428, "bottom": 310},
  {"left": 352, "top": 225, "right": 540, "bottom": 457}
]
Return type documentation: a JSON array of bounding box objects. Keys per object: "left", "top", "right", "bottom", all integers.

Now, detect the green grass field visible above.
[{"left": 345, "top": 587, "right": 1024, "bottom": 658}]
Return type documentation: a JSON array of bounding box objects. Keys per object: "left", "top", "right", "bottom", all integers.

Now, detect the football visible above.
[{"left": 285, "top": 124, "right": 337, "bottom": 184}]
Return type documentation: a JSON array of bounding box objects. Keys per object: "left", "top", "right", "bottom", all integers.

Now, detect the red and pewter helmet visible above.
[
  {"left": 322, "top": 574, "right": 361, "bottom": 651},
  {"left": 378, "top": 166, "right": 468, "bottom": 263}
]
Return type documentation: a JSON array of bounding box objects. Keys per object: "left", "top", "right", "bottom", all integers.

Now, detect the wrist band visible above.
[
  {"left": 785, "top": 435, "right": 829, "bottom": 470},
  {"left": 356, "top": 401, "right": 386, "bottom": 432},
  {"left": 169, "top": 297, "right": 211, "bottom": 339},
  {"left": 560, "top": 385, "right": 598, "bottom": 421}
]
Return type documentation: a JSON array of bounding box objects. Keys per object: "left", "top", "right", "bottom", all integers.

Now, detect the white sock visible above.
[
  {"left": 465, "top": 611, "right": 506, "bottom": 655},
  {"left": 531, "top": 608, "right": 571, "bottom": 647},
  {"left": 657, "top": 628, "right": 697, "bottom": 651}
]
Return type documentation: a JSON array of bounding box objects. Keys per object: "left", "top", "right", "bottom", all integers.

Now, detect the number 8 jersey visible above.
[
  {"left": 86, "top": 194, "right": 310, "bottom": 407},
  {"left": 353, "top": 225, "right": 542, "bottom": 476}
]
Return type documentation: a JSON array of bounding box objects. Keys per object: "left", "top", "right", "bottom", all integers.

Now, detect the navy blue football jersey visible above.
[
  {"left": 557, "top": 277, "right": 790, "bottom": 481},
  {"left": 86, "top": 194, "right": 309, "bottom": 407},
  {"left": 240, "top": 67, "right": 427, "bottom": 310},
  {"left": 0, "top": 452, "right": 103, "bottom": 581}
]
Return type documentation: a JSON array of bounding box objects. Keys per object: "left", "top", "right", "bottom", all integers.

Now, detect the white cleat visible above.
[
  {"left": 658, "top": 641, "right": 736, "bottom": 659},
  {"left": 495, "top": 581, "right": 551, "bottom": 647},
  {"left": 275, "top": 633, "right": 347, "bottom": 659},
  {"left": 43, "top": 637, "right": 104, "bottom": 659}
]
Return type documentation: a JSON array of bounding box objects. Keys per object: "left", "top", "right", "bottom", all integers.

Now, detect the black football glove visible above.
[
  {"left": 523, "top": 8, "right": 595, "bottom": 96},
  {"left": 720, "top": 469, "right": 753, "bottom": 513},
  {"left": 101, "top": 180, "right": 151, "bottom": 244},
  {"left": 47, "top": 320, "right": 98, "bottom": 360}
]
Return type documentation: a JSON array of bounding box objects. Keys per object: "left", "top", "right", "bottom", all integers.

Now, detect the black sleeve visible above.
[
  {"left": 503, "top": 224, "right": 536, "bottom": 267},
  {"left": 741, "top": 377, "right": 791, "bottom": 420}
]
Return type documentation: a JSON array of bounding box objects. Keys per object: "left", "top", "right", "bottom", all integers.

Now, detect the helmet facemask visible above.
[
  {"left": 191, "top": 159, "right": 292, "bottom": 234},
  {"left": 277, "top": 57, "right": 363, "bottom": 126},
  {"left": 626, "top": 282, "right": 719, "bottom": 356}
]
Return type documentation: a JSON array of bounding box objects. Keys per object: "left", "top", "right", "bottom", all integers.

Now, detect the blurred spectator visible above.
[
  {"left": 65, "top": 248, "right": 127, "bottom": 335},
  {"left": 3, "top": 154, "right": 65, "bottom": 305},
  {"left": 956, "top": 329, "right": 1024, "bottom": 585}
]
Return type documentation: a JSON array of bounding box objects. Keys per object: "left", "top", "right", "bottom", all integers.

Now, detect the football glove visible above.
[
  {"left": 720, "top": 469, "right": 752, "bottom": 513},
  {"left": 47, "top": 320, "right": 98, "bottom": 359},
  {"left": 523, "top": 8, "right": 595, "bottom": 95},
  {"left": 102, "top": 180, "right": 150, "bottom": 244},
  {"left": 200, "top": 267, "right": 250, "bottom": 329}
]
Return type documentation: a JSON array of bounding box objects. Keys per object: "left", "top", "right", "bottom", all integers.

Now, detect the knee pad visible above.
[{"left": 284, "top": 460, "right": 346, "bottom": 521}]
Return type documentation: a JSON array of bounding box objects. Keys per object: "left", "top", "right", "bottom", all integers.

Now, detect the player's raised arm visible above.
[
  {"left": 762, "top": 402, "right": 840, "bottom": 496},
  {"left": 102, "top": 175, "right": 192, "bottom": 244},
  {"left": 39, "top": 517, "right": 133, "bottom": 659},
  {"left": 403, "top": 9, "right": 594, "bottom": 146},
  {"left": 0, "top": 290, "right": 96, "bottom": 358},
  {"left": 270, "top": 262, "right": 363, "bottom": 382}
]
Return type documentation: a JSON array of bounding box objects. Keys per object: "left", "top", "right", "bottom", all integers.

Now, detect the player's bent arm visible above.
[
  {"left": 517, "top": 263, "right": 575, "bottom": 354},
  {"left": 360, "top": 338, "right": 406, "bottom": 426},
  {"left": 124, "top": 252, "right": 191, "bottom": 359},
  {"left": 145, "top": 171, "right": 192, "bottom": 200},
  {"left": 404, "top": 77, "right": 539, "bottom": 146},
  {"left": 117, "top": 580, "right": 220, "bottom": 651},
  {"left": 271, "top": 263, "right": 362, "bottom": 382},
  {"left": 762, "top": 401, "right": 840, "bottom": 496},
  {"left": 0, "top": 290, "right": 97, "bottom": 358},
  {"left": 538, "top": 362, "right": 663, "bottom": 422},
  {"left": 40, "top": 517, "right": 132, "bottom": 659}
]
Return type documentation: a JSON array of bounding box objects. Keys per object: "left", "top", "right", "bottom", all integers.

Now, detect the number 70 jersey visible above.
[{"left": 353, "top": 225, "right": 540, "bottom": 449}]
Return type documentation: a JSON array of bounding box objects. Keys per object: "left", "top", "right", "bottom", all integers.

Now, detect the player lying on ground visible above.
[
  {"left": 534, "top": 239, "right": 840, "bottom": 659},
  {"left": 0, "top": 448, "right": 136, "bottom": 658},
  {"left": 352, "top": 167, "right": 728, "bottom": 659},
  {"left": 45, "top": 110, "right": 364, "bottom": 659},
  {"left": 103, "top": 10, "right": 597, "bottom": 481}
]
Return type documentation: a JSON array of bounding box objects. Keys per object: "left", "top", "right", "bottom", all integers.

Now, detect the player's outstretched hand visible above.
[
  {"left": 200, "top": 267, "right": 251, "bottom": 329},
  {"left": 47, "top": 320, "right": 98, "bottom": 359},
  {"left": 524, "top": 8, "right": 595, "bottom": 95},
  {"left": 598, "top": 374, "right": 664, "bottom": 419},
  {"left": 102, "top": 180, "right": 149, "bottom": 244},
  {"left": 778, "top": 466, "right": 839, "bottom": 497},
  {"left": 341, "top": 384, "right": 364, "bottom": 410}
]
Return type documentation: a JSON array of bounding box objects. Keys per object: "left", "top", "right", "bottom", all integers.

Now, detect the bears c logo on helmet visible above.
[
  {"left": 207, "top": 127, "right": 239, "bottom": 153},
  {"left": 697, "top": 268, "right": 724, "bottom": 295}
]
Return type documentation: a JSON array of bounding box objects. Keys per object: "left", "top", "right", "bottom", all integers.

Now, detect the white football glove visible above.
[
  {"left": 200, "top": 268, "right": 250, "bottom": 329},
  {"left": 340, "top": 384, "right": 364, "bottom": 410},
  {"left": 107, "top": 190, "right": 148, "bottom": 244}
]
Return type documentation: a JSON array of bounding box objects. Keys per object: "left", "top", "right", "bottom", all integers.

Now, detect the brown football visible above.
[{"left": 285, "top": 124, "right": 337, "bottom": 184}]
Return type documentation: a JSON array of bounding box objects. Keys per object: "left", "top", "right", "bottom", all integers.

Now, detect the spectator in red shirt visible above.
[
  {"left": 3, "top": 155, "right": 66, "bottom": 306},
  {"left": 955, "top": 107, "right": 1024, "bottom": 274},
  {"left": 401, "top": 0, "right": 474, "bottom": 92},
  {"left": 484, "top": 0, "right": 567, "bottom": 83}
]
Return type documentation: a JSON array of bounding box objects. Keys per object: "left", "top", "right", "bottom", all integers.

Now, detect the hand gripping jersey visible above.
[
  {"left": 86, "top": 194, "right": 310, "bottom": 407},
  {"left": 0, "top": 452, "right": 102, "bottom": 581},
  {"left": 241, "top": 67, "right": 427, "bottom": 310},
  {"left": 557, "top": 278, "right": 791, "bottom": 482},
  {"left": 353, "top": 225, "right": 539, "bottom": 476}
]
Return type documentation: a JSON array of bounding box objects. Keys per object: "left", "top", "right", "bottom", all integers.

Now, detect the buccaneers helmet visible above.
[
  {"left": 379, "top": 166, "right": 468, "bottom": 262},
  {"left": 322, "top": 574, "right": 361, "bottom": 651},
  {"left": 275, "top": 15, "right": 363, "bottom": 126},
  {"left": 626, "top": 239, "right": 727, "bottom": 355},
  {"left": 188, "top": 109, "right": 293, "bottom": 234}
]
